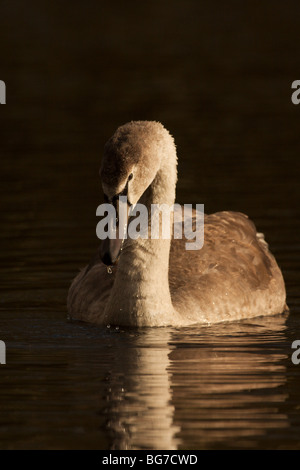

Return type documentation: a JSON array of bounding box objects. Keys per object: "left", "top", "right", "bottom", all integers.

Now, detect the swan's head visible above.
[
  {"left": 99, "top": 120, "right": 176, "bottom": 265},
  {"left": 100, "top": 120, "right": 175, "bottom": 205}
]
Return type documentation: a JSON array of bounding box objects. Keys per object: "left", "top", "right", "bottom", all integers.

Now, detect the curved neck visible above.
[
  {"left": 103, "top": 152, "right": 179, "bottom": 327},
  {"left": 142, "top": 150, "right": 177, "bottom": 207}
]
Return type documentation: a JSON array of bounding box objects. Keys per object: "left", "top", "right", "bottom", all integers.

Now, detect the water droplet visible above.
[
  {"left": 107, "top": 266, "right": 112, "bottom": 274},
  {"left": 115, "top": 326, "right": 119, "bottom": 331},
  {"left": 106, "top": 324, "right": 111, "bottom": 329}
]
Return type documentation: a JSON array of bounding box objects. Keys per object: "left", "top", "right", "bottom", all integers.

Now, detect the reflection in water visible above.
[
  {"left": 170, "top": 314, "right": 289, "bottom": 449},
  {"left": 103, "top": 330, "right": 180, "bottom": 450},
  {"left": 103, "top": 314, "right": 289, "bottom": 450}
]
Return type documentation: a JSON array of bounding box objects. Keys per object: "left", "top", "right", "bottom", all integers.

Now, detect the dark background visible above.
[
  {"left": 1, "top": 0, "right": 300, "bottom": 309},
  {"left": 0, "top": 0, "right": 299, "bottom": 315}
]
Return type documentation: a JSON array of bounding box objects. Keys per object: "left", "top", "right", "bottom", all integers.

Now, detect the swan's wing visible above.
[
  {"left": 169, "top": 210, "right": 286, "bottom": 321},
  {"left": 171, "top": 210, "right": 273, "bottom": 283}
]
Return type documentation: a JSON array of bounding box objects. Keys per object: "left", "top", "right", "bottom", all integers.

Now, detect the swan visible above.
[{"left": 67, "top": 121, "right": 287, "bottom": 327}]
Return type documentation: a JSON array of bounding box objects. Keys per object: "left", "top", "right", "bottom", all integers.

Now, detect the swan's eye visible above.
[{"left": 128, "top": 173, "right": 134, "bottom": 181}]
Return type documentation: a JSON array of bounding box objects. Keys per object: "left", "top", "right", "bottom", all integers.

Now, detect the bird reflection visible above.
[
  {"left": 102, "top": 313, "right": 289, "bottom": 450},
  {"left": 103, "top": 329, "right": 180, "bottom": 450}
]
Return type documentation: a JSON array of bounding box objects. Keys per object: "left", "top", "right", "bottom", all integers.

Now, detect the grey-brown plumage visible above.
[{"left": 68, "top": 121, "right": 287, "bottom": 327}]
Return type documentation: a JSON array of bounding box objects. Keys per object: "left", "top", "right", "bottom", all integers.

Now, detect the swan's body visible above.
[{"left": 68, "top": 121, "right": 287, "bottom": 327}]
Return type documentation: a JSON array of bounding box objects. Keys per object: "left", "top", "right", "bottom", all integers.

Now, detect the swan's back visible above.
[{"left": 169, "top": 211, "right": 286, "bottom": 323}]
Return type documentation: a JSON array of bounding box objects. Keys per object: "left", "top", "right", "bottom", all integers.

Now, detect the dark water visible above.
[{"left": 1, "top": 1, "right": 300, "bottom": 449}]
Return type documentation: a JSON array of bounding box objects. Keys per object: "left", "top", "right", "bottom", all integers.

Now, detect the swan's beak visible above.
[
  {"left": 100, "top": 237, "right": 124, "bottom": 266},
  {"left": 100, "top": 197, "right": 129, "bottom": 266}
]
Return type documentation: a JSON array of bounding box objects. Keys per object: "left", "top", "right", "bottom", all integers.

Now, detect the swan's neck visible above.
[{"left": 103, "top": 153, "right": 179, "bottom": 327}]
